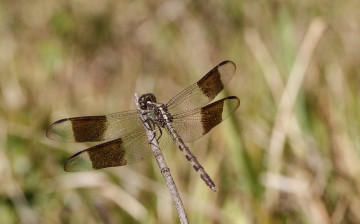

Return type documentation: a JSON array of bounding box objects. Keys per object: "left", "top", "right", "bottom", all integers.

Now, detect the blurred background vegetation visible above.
[{"left": 1, "top": 0, "right": 360, "bottom": 223}]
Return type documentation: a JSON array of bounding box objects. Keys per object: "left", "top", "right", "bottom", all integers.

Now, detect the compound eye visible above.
[
  {"left": 148, "top": 94, "right": 157, "bottom": 103},
  {"left": 138, "top": 95, "right": 148, "bottom": 109},
  {"left": 138, "top": 93, "right": 158, "bottom": 110}
]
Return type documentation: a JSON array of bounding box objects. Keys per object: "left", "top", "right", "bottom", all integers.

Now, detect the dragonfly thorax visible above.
[
  {"left": 148, "top": 103, "right": 173, "bottom": 127},
  {"left": 139, "top": 93, "right": 173, "bottom": 127}
]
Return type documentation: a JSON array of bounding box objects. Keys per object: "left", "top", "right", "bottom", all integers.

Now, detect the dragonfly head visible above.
[{"left": 139, "top": 93, "right": 157, "bottom": 110}]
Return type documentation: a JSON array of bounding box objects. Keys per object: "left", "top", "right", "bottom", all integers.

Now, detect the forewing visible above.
[
  {"left": 46, "top": 110, "right": 143, "bottom": 142},
  {"left": 171, "top": 96, "right": 240, "bottom": 143},
  {"left": 167, "top": 61, "right": 236, "bottom": 115}
]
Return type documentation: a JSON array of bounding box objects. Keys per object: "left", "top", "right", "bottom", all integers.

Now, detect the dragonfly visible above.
[{"left": 46, "top": 60, "right": 240, "bottom": 191}]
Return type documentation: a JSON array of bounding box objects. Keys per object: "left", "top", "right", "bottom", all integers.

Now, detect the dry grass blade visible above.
[{"left": 265, "top": 18, "right": 327, "bottom": 208}]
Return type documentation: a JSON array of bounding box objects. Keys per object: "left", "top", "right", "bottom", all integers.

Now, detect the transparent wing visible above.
[
  {"left": 171, "top": 96, "right": 240, "bottom": 143},
  {"left": 46, "top": 110, "right": 143, "bottom": 143},
  {"left": 64, "top": 128, "right": 171, "bottom": 171},
  {"left": 167, "top": 61, "right": 236, "bottom": 115}
]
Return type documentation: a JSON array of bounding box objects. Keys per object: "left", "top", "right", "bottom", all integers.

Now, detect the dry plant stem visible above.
[{"left": 134, "top": 93, "right": 189, "bottom": 224}]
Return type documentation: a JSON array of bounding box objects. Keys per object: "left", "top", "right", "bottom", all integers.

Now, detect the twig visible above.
[{"left": 134, "top": 93, "right": 189, "bottom": 224}]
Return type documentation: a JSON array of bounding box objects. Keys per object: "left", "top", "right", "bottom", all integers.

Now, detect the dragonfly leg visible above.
[{"left": 156, "top": 126, "right": 163, "bottom": 141}]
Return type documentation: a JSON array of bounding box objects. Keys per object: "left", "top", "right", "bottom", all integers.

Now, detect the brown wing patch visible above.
[
  {"left": 88, "top": 138, "right": 127, "bottom": 169},
  {"left": 64, "top": 138, "right": 127, "bottom": 171},
  {"left": 197, "top": 67, "right": 223, "bottom": 100},
  {"left": 71, "top": 116, "right": 107, "bottom": 142},
  {"left": 201, "top": 100, "right": 224, "bottom": 134}
]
